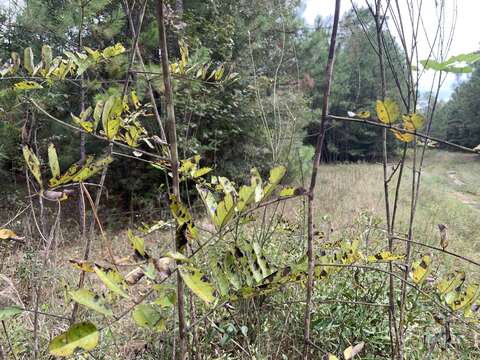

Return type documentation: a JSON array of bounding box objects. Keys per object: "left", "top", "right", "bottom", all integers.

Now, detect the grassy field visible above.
[{"left": 313, "top": 149, "right": 480, "bottom": 272}]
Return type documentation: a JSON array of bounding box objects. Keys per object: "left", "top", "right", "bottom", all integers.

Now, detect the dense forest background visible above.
[{"left": 4, "top": 0, "right": 474, "bottom": 222}]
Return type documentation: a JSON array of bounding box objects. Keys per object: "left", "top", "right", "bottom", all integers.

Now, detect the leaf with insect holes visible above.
[
  {"left": 94, "top": 266, "right": 129, "bottom": 298},
  {"left": 343, "top": 342, "right": 365, "bottom": 359},
  {"left": 69, "top": 289, "right": 113, "bottom": 317},
  {"left": 410, "top": 255, "right": 432, "bottom": 284},
  {"left": 14, "top": 81, "right": 43, "bottom": 90},
  {"left": 376, "top": 98, "right": 399, "bottom": 124},
  {"left": 179, "top": 265, "right": 216, "bottom": 303},
  {"left": 127, "top": 229, "right": 145, "bottom": 257},
  {"left": 71, "top": 155, "right": 113, "bottom": 183},
  {"left": 132, "top": 304, "right": 165, "bottom": 331},
  {"left": 48, "top": 322, "right": 99, "bottom": 356},
  {"left": 47, "top": 143, "right": 60, "bottom": 179},
  {"left": 367, "top": 251, "right": 404, "bottom": 263},
  {"left": 49, "top": 157, "right": 89, "bottom": 188},
  {"left": 437, "top": 271, "right": 465, "bottom": 296},
  {"left": 0, "top": 306, "right": 23, "bottom": 320},
  {"left": 22, "top": 145, "right": 42, "bottom": 187},
  {"left": 446, "top": 283, "right": 480, "bottom": 311}
]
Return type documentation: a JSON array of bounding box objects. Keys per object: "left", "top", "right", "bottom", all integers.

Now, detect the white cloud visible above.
[{"left": 303, "top": 0, "right": 480, "bottom": 100}]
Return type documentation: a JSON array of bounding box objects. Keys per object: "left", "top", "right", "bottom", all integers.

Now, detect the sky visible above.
[{"left": 303, "top": 0, "right": 480, "bottom": 100}]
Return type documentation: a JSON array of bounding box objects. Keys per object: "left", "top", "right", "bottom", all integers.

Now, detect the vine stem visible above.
[
  {"left": 155, "top": 2, "right": 185, "bottom": 359},
  {"left": 303, "top": 1, "right": 341, "bottom": 358}
]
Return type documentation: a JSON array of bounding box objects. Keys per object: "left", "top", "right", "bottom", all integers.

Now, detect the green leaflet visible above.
[
  {"left": 47, "top": 143, "right": 60, "bottom": 179},
  {"left": 94, "top": 266, "right": 129, "bottom": 298},
  {"left": 102, "top": 43, "right": 126, "bottom": 59},
  {"left": 127, "top": 229, "right": 145, "bottom": 257},
  {"left": 376, "top": 98, "right": 399, "bottom": 124},
  {"left": 131, "top": 90, "right": 141, "bottom": 109},
  {"left": 153, "top": 285, "right": 176, "bottom": 308},
  {"left": 210, "top": 258, "right": 230, "bottom": 297},
  {"left": 101, "top": 95, "right": 121, "bottom": 140},
  {"left": 93, "top": 100, "right": 104, "bottom": 131},
  {"left": 132, "top": 304, "right": 165, "bottom": 331},
  {"left": 48, "top": 322, "right": 99, "bottom": 356},
  {"left": 169, "top": 194, "right": 198, "bottom": 240},
  {"left": 179, "top": 265, "right": 216, "bottom": 303},
  {"left": 69, "top": 288, "right": 113, "bottom": 317},
  {"left": 263, "top": 165, "right": 286, "bottom": 200},
  {"left": 41, "top": 44, "right": 52, "bottom": 69},
  {"left": 165, "top": 251, "right": 190, "bottom": 262},
  {"left": 420, "top": 52, "right": 480, "bottom": 73},
  {"left": 0, "top": 306, "right": 23, "bottom": 320},
  {"left": 22, "top": 145, "right": 42, "bottom": 187},
  {"left": 70, "top": 155, "right": 113, "bottom": 183},
  {"left": 215, "top": 193, "right": 235, "bottom": 229},
  {"left": 224, "top": 252, "right": 242, "bottom": 290},
  {"left": 23, "top": 47, "right": 34, "bottom": 75},
  {"left": 236, "top": 183, "right": 256, "bottom": 212}
]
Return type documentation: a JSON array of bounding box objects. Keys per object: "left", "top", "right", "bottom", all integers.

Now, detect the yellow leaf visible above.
[
  {"left": 357, "top": 110, "right": 370, "bottom": 119},
  {"left": 0, "top": 228, "right": 17, "bottom": 240},
  {"left": 402, "top": 113, "right": 425, "bottom": 129},
  {"left": 410, "top": 255, "right": 432, "bottom": 284},
  {"left": 367, "top": 251, "right": 404, "bottom": 263},
  {"left": 391, "top": 121, "right": 416, "bottom": 143},
  {"left": 22, "top": 145, "right": 42, "bottom": 187},
  {"left": 71, "top": 155, "right": 113, "bottom": 183},
  {"left": 69, "top": 259, "right": 95, "bottom": 273},
  {"left": 328, "top": 355, "right": 339, "bottom": 360},
  {"left": 47, "top": 143, "right": 60, "bottom": 179},
  {"left": 343, "top": 342, "right": 365, "bottom": 359},
  {"left": 376, "top": 98, "right": 399, "bottom": 124},
  {"left": 48, "top": 322, "right": 99, "bottom": 356},
  {"left": 446, "top": 283, "right": 480, "bottom": 311},
  {"left": 13, "top": 80, "right": 43, "bottom": 90}
]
